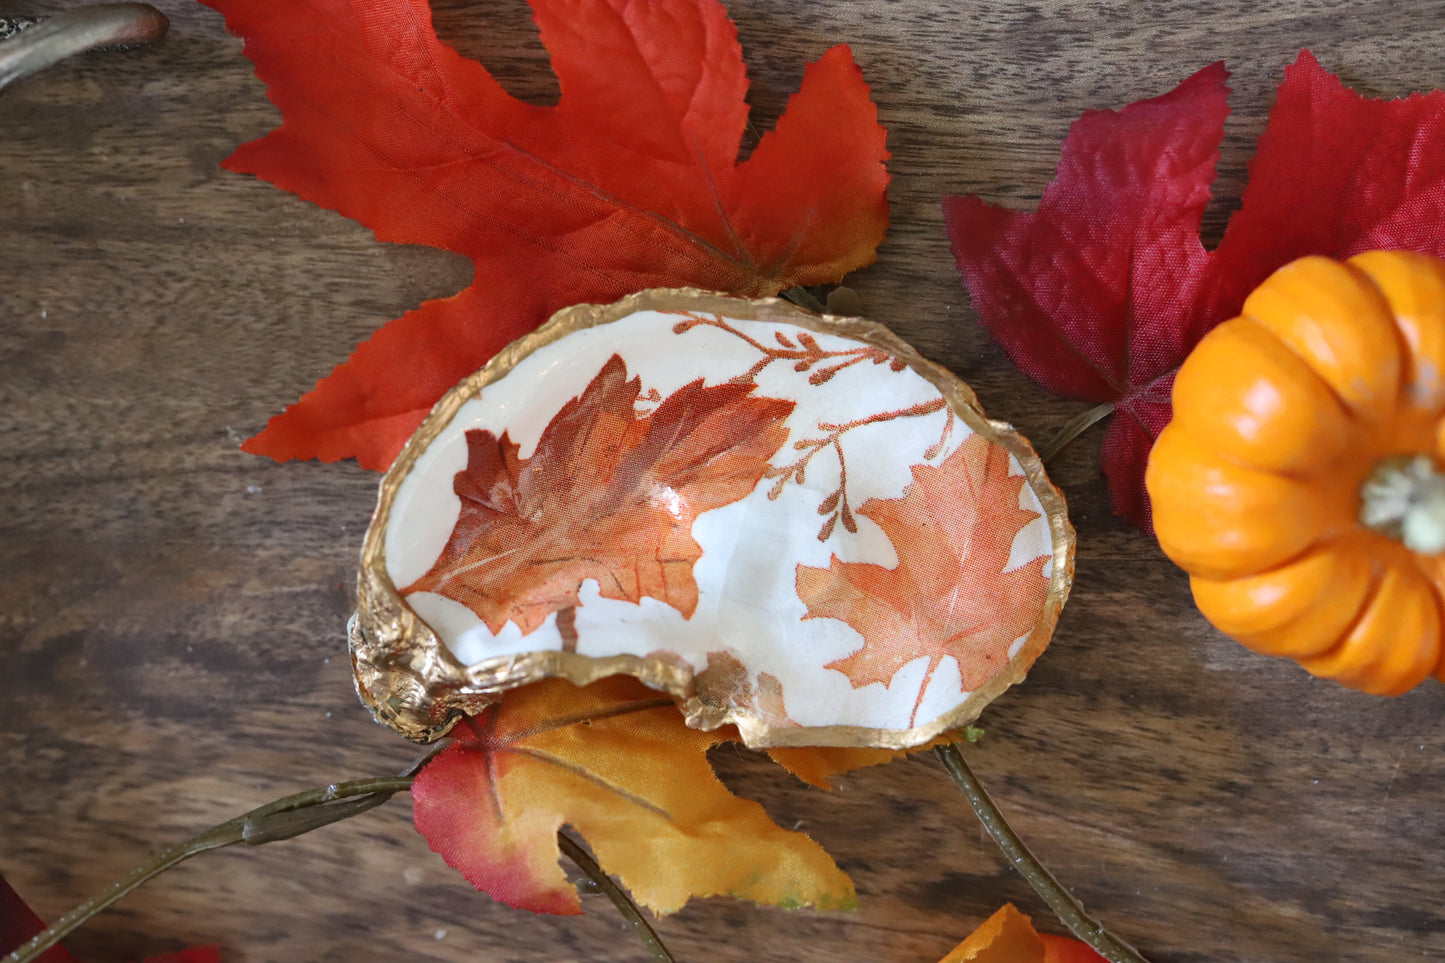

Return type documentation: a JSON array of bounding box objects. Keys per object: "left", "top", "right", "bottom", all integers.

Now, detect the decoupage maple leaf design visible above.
[
  {"left": 410, "top": 676, "right": 855, "bottom": 915},
  {"left": 945, "top": 51, "right": 1445, "bottom": 529},
  {"left": 204, "top": 0, "right": 890, "bottom": 470},
  {"left": 405, "top": 355, "right": 792, "bottom": 634},
  {"left": 796, "top": 434, "right": 1050, "bottom": 702}
]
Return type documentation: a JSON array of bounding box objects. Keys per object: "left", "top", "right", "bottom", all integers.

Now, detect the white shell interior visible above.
[{"left": 384, "top": 309, "right": 1053, "bottom": 732}]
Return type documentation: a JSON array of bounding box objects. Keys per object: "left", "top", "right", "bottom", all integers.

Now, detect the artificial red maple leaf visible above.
[
  {"left": 205, "top": 0, "right": 889, "bottom": 470},
  {"left": 134, "top": 952, "right": 223, "bottom": 963},
  {"left": 410, "top": 676, "right": 855, "bottom": 915},
  {"left": 0, "top": 875, "right": 76, "bottom": 963},
  {"left": 0, "top": 875, "right": 220, "bottom": 963},
  {"left": 796, "top": 434, "right": 1050, "bottom": 705},
  {"left": 406, "top": 355, "right": 793, "bottom": 634},
  {"left": 945, "top": 51, "right": 1445, "bottom": 529}
]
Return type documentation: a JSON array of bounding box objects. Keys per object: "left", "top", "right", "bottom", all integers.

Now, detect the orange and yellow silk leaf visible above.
[
  {"left": 410, "top": 676, "right": 856, "bottom": 915},
  {"left": 939, "top": 905, "right": 1106, "bottom": 963}
]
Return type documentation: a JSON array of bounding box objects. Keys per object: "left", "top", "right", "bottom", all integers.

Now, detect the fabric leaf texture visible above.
[
  {"left": 410, "top": 676, "right": 856, "bottom": 915},
  {"left": 938, "top": 904, "right": 1107, "bottom": 963},
  {"left": 206, "top": 0, "right": 890, "bottom": 469},
  {"left": 946, "top": 51, "right": 1445, "bottom": 528}
]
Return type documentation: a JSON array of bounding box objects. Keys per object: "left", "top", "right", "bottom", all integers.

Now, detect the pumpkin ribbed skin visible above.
[{"left": 1146, "top": 251, "right": 1445, "bottom": 696}]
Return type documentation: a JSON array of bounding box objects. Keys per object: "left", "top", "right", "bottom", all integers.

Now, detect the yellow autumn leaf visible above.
[{"left": 411, "top": 675, "right": 856, "bottom": 915}]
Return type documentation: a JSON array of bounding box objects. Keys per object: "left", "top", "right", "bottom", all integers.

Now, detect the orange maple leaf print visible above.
[
  {"left": 406, "top": 355, "right": 793, "bottom": 634},
  {"left": 796, "top": 433, "right": 1049, "bottom": 692}
]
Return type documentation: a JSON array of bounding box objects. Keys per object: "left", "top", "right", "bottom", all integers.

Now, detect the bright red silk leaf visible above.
[
  {"left": 207, "top": 0, "right": 890, "bottom": 470},
  {"left": 946, "top": 51, "right": 1445, "bottom": 529}
]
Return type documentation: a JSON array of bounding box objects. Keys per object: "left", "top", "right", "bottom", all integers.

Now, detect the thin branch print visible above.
[
  {"left": 766, "top": 399, "right": 951, "bottom": 540},
  {"left": 667, "top": 311, "right": 955, "bottom": 541},
  {"left": 669, "top": 311, "right": 905, "bottom": 385}
]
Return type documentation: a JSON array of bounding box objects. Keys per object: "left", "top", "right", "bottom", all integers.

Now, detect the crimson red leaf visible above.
[
  {"left": 205, "top": 0, "right": 889, "bottom": 469},
  {"left": 946, "top": 51, "right": 1445, "bottom": 529},
  {"left": 1, "top": 874, "right": 218, "bottom": 963},
  {"left": 0, "top": 875, "right": 79, "bottom": 963},
  {"left": 944, "top": 62, "right": 1229, "bottom": 529},
  {"left": 137, "top": 949, "right": 222, "bottom": 963}
]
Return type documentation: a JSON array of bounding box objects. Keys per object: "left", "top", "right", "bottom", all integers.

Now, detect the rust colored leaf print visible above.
[
  {"left": 406, "top": 356, "right": 793, "bottom": 634},
  {"left": 796, "top": 433, "right": 1049, "bottom": 697}
]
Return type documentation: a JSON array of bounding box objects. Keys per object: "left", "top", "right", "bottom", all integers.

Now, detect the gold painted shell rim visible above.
[{"left": 350, "top": 287, "right": 1076, "bottom": 748}]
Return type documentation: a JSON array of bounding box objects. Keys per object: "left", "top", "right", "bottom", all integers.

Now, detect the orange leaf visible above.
[
  {"left": 765, "top": 744, "right": 910, "bottom": 789},
  {"left": 410, "top": 676, "right": 856, "bottom": 915},
  {"left": 1041, "top": 934, "right": 1111, "bottom": 963},
  {"left": 203, "top": 0, "right": 890, "bottom": 469},
  {"left": 404, "top": 354, "right": 793, "bottom": 634},
  {"left": 796, "top": 433, "right": 1051, "bottom": 692},
  {"left": 766, "top": 732, "right": 962, "bottom": 789},
  {"left": 938, "top": 905, "right": 1106, "bottom": 963}
]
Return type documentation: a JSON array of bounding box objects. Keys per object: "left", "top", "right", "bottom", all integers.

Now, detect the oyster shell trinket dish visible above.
[{"left": 351, "top": 289, "right": 1074, "bottom": 748}]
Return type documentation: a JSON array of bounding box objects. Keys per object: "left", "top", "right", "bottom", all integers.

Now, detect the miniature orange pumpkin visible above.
[{"left": 1146, "top": 251, "right": 1445, "bottom": 695}]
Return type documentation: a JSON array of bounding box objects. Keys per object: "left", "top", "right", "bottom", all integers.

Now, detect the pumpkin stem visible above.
[{"left": 1359, "top": 454, "right": 1445, "bottom": 554}]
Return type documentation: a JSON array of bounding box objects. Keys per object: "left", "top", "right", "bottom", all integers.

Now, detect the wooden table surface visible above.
[{"left": 4, "top": 2, "right": 1445, "bottom": 961}]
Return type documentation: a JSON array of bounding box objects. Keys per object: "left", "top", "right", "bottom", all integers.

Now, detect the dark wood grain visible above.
[{"left": 3, "top": 2, "right": 1445, "bottom": 961}]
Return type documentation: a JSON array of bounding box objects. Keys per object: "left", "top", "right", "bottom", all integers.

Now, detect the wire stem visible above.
[
  {"left": 558, "top": 832, "right": 676, "bottom": 963},
  {"left": 4, "top": 770, "right": 420, "bottom": 963},
  {"left": 0, "top": 4, "right": 169, "bottom": 93},
  {"left": 780, "top": 286, "right": 828, "bottom": 314},
  {"left": 934, "top": 744, "right": 1148, "bottom": 963},
  {"left": 1038, "top": 402, "right": 1115, "bottom": 464}
]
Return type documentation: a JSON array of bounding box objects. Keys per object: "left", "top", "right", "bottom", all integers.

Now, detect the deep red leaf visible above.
[
  {"left": 0, "top": 875, "right": 79, "bottom": 963},
  {"left": 1, "top": 874, "right": 218, "bottom": 963},
  {"left": 946, "top": 51, "right": 1445, "bottom": 529},
  {"left": 137, "top": 949, "right": 222, "bottom": 963},
  {"left": 205, "top": 0, "right": 889, "bottom": 469}
]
